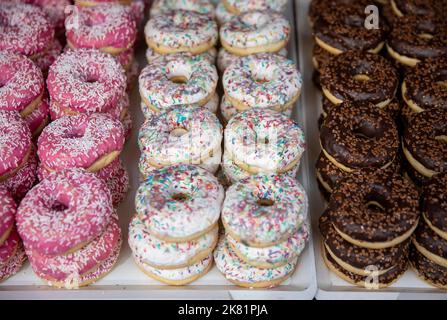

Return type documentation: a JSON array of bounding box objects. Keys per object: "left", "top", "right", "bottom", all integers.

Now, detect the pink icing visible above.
[
  {"left": 31, "top": 0, "right": 70, "bottom": 30},
  {"left": 0, "top": 110, "right": 32, "bottom": 177},
  {"left": 27, "top": 216, "right": 121, "bottom": 281},
  {"left": 66, "top": 4, "right": 137, "bottom": 51},
  {"left": 130, "top": 0, "right": 145, "bottom": 26},
  {"left": 0, "top": 242, "right": 26, "bottom": 282},
  {"left": 47, "top": 48, "right": 126, "bottom": 115},
  {"left": 16, "top": 168, "right": 114, "bottom": 255},
  {"left": 0, "top": 51, "right": 44, "bottom": 113},
  {"left": 115, "top": 48, "right": 134, "bottom": 69},
  {"left": 25, "top": 97, "right": 50, "bottom": 137},
  {"left": 0, "top": 187, "right": 16, "bottom": 242},
  {"left": 37, "top": 113, "right": 125, "bottom": 174},
  {"left": 33, "top": 39, "right": 63, "bottom": 75},
  {"left": 96, "top": 159, "right": 129, "bottom": 206},
  {"left": 0, "top": 228, "right": 19, "bottom": 265}
]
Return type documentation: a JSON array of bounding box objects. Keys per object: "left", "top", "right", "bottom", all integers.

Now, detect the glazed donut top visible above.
[
  {"left": 150, "top": 0, "right": 215, "bottom": 17},
  {"left": 321, "top": 51, "right": 399, "bottom": 106},
  {"left": 135, "top": 164, "right": 224, "bottom": 240},
  {"left": 47, "top": 48, "right": 126, "bottom": 114},
  {"left": 403, "top": 57, "right": 447, "bottom": 112},
  {"left": 0, "top": 51, "right": 44, "bottom": 113},
  {"left": 16, "top": 168, "right": 113, "bottom": 256},
  {"left": 222, "top": 174, "right": 308, "bottom": 246},
  {"left": 138, "top": 106, "right": 222, "bottom": 166},
  {"left": 223, "top": 53, "right": 302, "bottom": 110},
  {"left": 313, "top": 2, "right": 389, "bottom": 52},
  {"left": 403, "top": 109, "right": 447, "bottom": 174},
  {"left": 0, "top": 187, "right": 16, "bottom": 240},
  {"left": 388, "top": 15, "right": 447, "bottom": 60},
  {"left": 145, "top": 10, "right": 218, "bottom": 51},
  {"left": 220, "top": 10, "right": 290, "bottom": 50},
  {"left": 422, "top": 173, "right": 447, "bottom": 234},
  {"left": 0, "top": 110, "right": 32, "bottom": 177},
  {"left": 37, "top": 113, "right": 124, "bottom": 172},
  {"left": 0, "top": 3, "right": 54, "bottom": 57},
  {"left": 139, "top": 54, "right": 218, "bottom": 110},
  {"left": 328, "top": 171, "right": 420, "bottom": 245},
  {"left": 320, "top": 101, "right": 399, "bottom": 170},
  {"left": 66, "top": 4, "right": 137, "bottom": 50},
  {"left": 223, "top": 0, "right": 287, "bottom": 14}
]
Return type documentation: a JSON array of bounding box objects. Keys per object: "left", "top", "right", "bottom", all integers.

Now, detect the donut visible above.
[
  {"left": 150, "top": 0, "right": 215, "bottom": 18},
  {"left": 227, "top": 222, "right": 309, "bottom": 269},
  {"left": 0, "top": 242, "right": 26, "bottom": 282},
  {"left": 217, "top": 47, "right": 287, "bottom": 74},
  {"left": 134, "top": 253, "right": 213, "bottom": 285},
  {"left": 421, "top": 173, "right": 447, "bottom": 240},
  {"left": 47, "top": 48, "right": 126, "bottom": 117},
  {"left": 0, "top": 187, "right": 16, "bottom": 245},
  {"left": 146, "top": 47, "right": 217, "bottom": 65},
  {"left": 129, "top": 215, "right": 218, "bottom": 269},
  {"left": 216, "top": 1, "right": 236, "bottom": 26},
  {"left": 37, "top": 113, "right": 124, "bottom": 177},
  {"left": 144, "top": 10, "right": 218, "bottom": 55},
  {"left": 214, "top": 237, "right": 297, "bottom": 288},
  {"left": 222, "top": 0, "right": 288, "bottom": 14},
  {"left": 312, "top": 44, "right": 333, "bottom": 73},
  {"left": 320, "top": 101, "right": 399, "bottom": 172},
  {"left": 0, "top": 3, "right": 54, "bottom": 58},
  {"left": 410, "top": 244, "right": 447, "bottom": 290},
  {"left": 0, "top": 228, "right": 20, "bottom": 266},
  {"left": 27, "top": 216, "right": 121, "bottom": 283},
  {"left": 138, "top": 106, "right": 222, "bottom": 172},
  {"left": 389, "top": 0, "right": 445, "bottom": 18},
  {"left": 320, "top": 211, "right": 409, "bottom": 276},
  {"left": 220, "top": 10, "right": 290, "bottom": 56},
  {"left": 402, "top": 57, "right": 447, "bottom": 113},
  {"left": 308, "top": 0, "right": 369, "bottom": 27},
  {"left": 96, "top": 159, "right": 129, "bottom": 207},
  {"left": 320, "top": 51, "right": 399, "bottom": 108},
  {"left": 0, "top": 110, "right": 32, "bottom": 181},
  {"left": 412, "top": 218, "right": 447, "bottom": 269},
  {"left": 32, "top": 0, "right": 70, "bottom": 31},
  {"left": 328, "top": 171, "right": 420, "bottom": 249},
  {"left": 225, "top": 109, "right": 305, "bottom": 174},
  {"left": 402, "top": 109, "right": 447, "bottom": 180},
  {"left": 115, "top": 48, "right": 135, "bottom": 71},
  {"left": 0, "top": 51, "right": 45, "bottom": 116},
  {"left": 139, "top": 54, "right": 218, "bottom": 112},
  {"left": 25, "top": 98, "right": 50, "bottom": 139},
  {"left": 313, "top": 1, "right": 389, "bottom": 55},
  {"left": 386, "top": 15, "right": 447, "bottom": 67},
  {"left": 32, "top": 39, "right": 62, "bottom": 76},
  {"left": 135, "top": 165, "right": 224, "bottom": 242},
  {"left": 66, "top": 4, "right": 137, "bottom": 55},
  {"left": 222, "top": 174, "right": 308, "bottom": 247}
]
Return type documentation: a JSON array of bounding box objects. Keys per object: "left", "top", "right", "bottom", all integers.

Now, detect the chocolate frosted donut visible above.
[
  {"left": 320, "top": 101, "right": 399, "bottom": 172},
  {"left": 312, "top": 44, "right": 334, "bottom": 72},
  {"left": 410, "top": 245, "right": 447, "bottom": 289},
  {"left": 321, "top": 51, "right": 399, "bottom": 107},
  {"left": 390, "top": 0, "right": 446, "bottom": 18},
  {"left": 387, "top": 15, "right": 447, "bottom": 67},
  {"left": 402, "top": 57, "right": 447, "bottom": 113},
  {"left": 403, "top": 109, "right": 447, "bottom": 179},
  {"left": 328, "top": 171, "right": 420, "bottom": 249},
  {"left": 308, "top": 0, "right": 365, "bottom": 27},
  {"left": 320, "top": 211, "right": 409, "bottom": 274},
  {"left": 413, "top": 218, "right": 447, "bottom": 268},
  {"left": 422, "top": 173, "right": 447, "bottom": 240}
]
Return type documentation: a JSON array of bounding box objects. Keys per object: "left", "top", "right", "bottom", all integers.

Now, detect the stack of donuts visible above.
[
  {"left": 131, "top": 165, "right": 223, "bottom": 285},
  {"left": 16, "top": 168, "right": 122, "bottom": 288},
  {"left": 216, "top": 174, "right": 309, "bottom": 288}
]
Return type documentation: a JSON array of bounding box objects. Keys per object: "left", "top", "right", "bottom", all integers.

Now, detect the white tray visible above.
[
  {"left": 294, "top": 0, "right": 447, "bottom": 300},
  {"left": 0, "top": 0, "right": 317, "bottom": 300}
]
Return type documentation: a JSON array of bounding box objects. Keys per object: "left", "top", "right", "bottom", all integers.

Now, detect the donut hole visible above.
[
  {"left": 170, "top": 127, "right": 189, "bottom": 137},
  {"left": 365, "top": 201, "right": 386, "bottom": 213},
  {"left": 169, "top": 75, "right": 189, "bottom": 84},
  {"left": 51, "top": 200, "right": 68, "bottom": 212},
  {"left": 257, "top": 198, "right": 275, "bottom": 207},
  {"left": 252, "top": 67, "right": 273, "bottom": 85},
  {"left": 352, "top": 122, "right": 377, "bottom": 140},
  {"left": 85, "top": 75, "right": 99, "bottom": 84},
  {"left": 241, "top": 12, "right": 268, "bottom": 28},
  {"left": 171, "top": 193, "right": 189, "bottom": 202},
  {"left": 63, "top": 128, "right": 85, "bottom": 139}
]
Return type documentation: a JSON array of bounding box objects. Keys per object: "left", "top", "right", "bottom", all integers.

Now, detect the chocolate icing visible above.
[
  {"left": 410, "top": 244, "right": 447, "bottom": 287},
  {"left": 414, "top": 217, "right": 447, "bottom": 259},
  {"left": 313, "top": 44, "right": 334, "bottom": 72},
  {"left": 422, "top": 173, "right": 447, "bottom": 234},
  {"left": 393, "top": 0, "right": 446, "bottom": 18}
]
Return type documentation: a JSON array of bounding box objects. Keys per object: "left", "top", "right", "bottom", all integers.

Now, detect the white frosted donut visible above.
[
  {"left": 134, "top": 253, "right": 212, "bottom": 285},
  {"left": 145, "top": 47, "right": 217, "bottom": 65},
  {"left": 135, "top": 164, "right": 224, "bottom": 241},
  {"left": 223, "top": 53, "right": 302, "bottom": 111},
  {"left": 220, "top": 11, "right": 290, "bottom": 55},
  {"left": 150, "top": 0, "right": 215, "bottom": 18},
  {"left": 129, "top": 215, "right": 218, "bottom": 269},
  {"left": 139, "top": 54, "right": 218, "bottom": 112},
  {"left": 227, "top": 222, "right": 310, "bottom": 268},
  {"left": 144, "top": 10, "right": 218, "bottom": 54},
  {"left": 216, "top": 1, "right": 236, "bottom": 26},
  {"left": 138, "top": 106, "right": 222, "bottom": 170},
  {"left": 217, "top": 47, "right": 287, "bottom": 74},
  {"left": 214, "top": 237, "right": 297, "bottom": 288},
  {"left": 223, "top": 0, "right": 288, "bottom": 14},
  {"left": 221, "top": 173, "right": 308, "bottom": 247},
  {"left": 225, "top": 109, "right": 305, "bottom": 173}
]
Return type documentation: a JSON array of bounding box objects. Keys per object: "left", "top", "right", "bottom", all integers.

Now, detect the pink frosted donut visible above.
[
  {"left": 27, "top": 216, "right": 121, "bottom": 281},
  {"left": 37, "top": 113, "right": 125, "bottom": 177},
  {"left": 0, "top": 110, "right": 32, "bottom": 179},
  {"left": 108, "top": 94, "right": 129, "bottom": 122},
  {"left": 16, "top": 168, "right": 114, "bottom": 256},
  {"left": 1, "top": 147, "right": 38, "bottom": 202},
  {"left": 96, "top": 159, "right": 129, "bottom": 206},
  {"left": 25, "top": 98, "right": 50, "bottom": 139},
  {"left": 0, "top": 187, "right": 16, "bottom": 244},
  {"left": 66, "top": 4, "right": 137, "bottom": 54},
  {"left": 0, "top": 242, "right": 26, "bottom": 282},
  {"left": 32, "top": 0, "right": 70, "bottom": 31},
  {"left": 115, "top": 48, "right": 134, "bottom": 71},
  {"left": 33, "top": 39, "right": 62, "bottom": 75},
  {"left": 0, "top": 228, "right": 20, "bottom": 266},
  {"left": 0, "top": 51, "right": 45, "bottom": 115},
  {"left": 130, "top": 0, "right": 145, "bottom": 26},
  {"left": 47, "top": 48, "right": 126, "bottom": 117}
]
